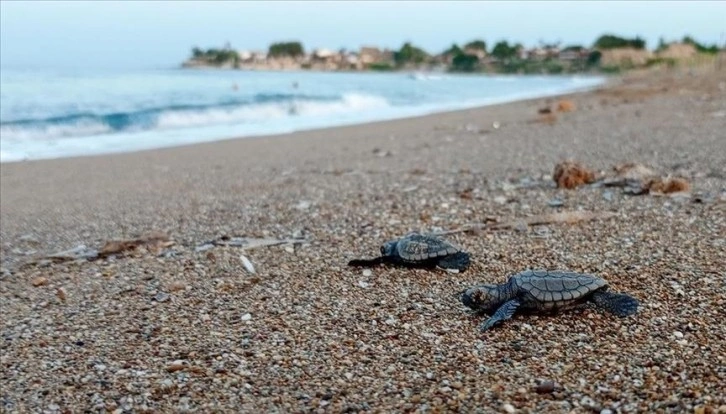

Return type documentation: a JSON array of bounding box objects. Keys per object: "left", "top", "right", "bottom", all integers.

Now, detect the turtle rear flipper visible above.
[
  {"left": 348, "top": 257, "right": 386, "bottom": 267},
  {"left": 590, "top": 291, "right": 639, "bottom": 317},
  {"left": 436, "top": 251, "right": 470, "bottom": 271}
]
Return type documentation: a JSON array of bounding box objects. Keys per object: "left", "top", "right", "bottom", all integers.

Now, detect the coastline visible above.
[
  {"left": 0, "top": 73, "right": 609, "bottom": 164},
  {"left": 1, "top": 67, "right": 725, "bottom": 412}
]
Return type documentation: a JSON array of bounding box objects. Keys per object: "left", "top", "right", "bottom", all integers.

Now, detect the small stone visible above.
[
  {"left": 295, "top": 200, "right": 312, "bottom": 210},
  {"left": 153, "top": 292, "right": 170, "bottom": 302},
  {"left": 56, "top": 287, "right": 67, "bottom": 302},
  {"left": 502, "top": 403, "right": 515, "bottom": 413},
  {"left": 241, "top": 313, "right": 252, "bottom": 321},
  {"left": 600, "top": 409, "right": 614, "bottom": 414},
  {"left": 547, "top": 199, "right": 564, "bottom": 207},
  {"left": 362, "top": 269, "right": 372, "bottom": 277},
  {"left": 673, "top": 331, "right": 684, "bottom": 339},
  {"left": 358, "top": 280, "right": 370, "bottom": 289},
  {"left": 31, "top": 276, "right": 48, "bottom": 287},
  {"left": 494, "top": 196, "right": 507, "bottom": 205},
  {"left": 535, "top": 380, "right": 555, "bottom": 394},
  {"left": 168, "top": 281, "right": 186, "bottom": 292},
  {"left": 166, "top": 362, "right": 185, "bottom": 373},
  {"left": 603, "top": 191, "right": 614, "bottom": 202}
]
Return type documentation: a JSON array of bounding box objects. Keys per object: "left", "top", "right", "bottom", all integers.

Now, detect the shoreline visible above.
[{"left": 0, "top": 74, "right": 610, "bottom": 164}]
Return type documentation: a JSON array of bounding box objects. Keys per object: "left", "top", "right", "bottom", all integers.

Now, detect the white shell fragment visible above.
[{"left": 240, "top": 255, "right": 256, "bottom": 274}]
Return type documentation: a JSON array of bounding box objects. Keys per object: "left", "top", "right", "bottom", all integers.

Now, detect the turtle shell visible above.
[
  {"left": 395, "top": 233, "right": 461, "bottom": 262},
  {"left": 512, "top": 270, "right": 607, "bottom": 305}
]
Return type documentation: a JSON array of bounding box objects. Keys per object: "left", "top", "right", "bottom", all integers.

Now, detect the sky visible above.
[{"left": 1, "top": 0, "right": 724, "bottom": 70}]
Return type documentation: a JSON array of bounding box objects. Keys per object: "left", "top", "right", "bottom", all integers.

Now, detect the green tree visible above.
[
  {"left": 451, "top": 53, "right": 479, "bottom": 72},
  {"left": 562, "top": 45, "right": 585, "bottom": 52},
  {"left": 442, "top": 44, "right": 462, "bottom": 56},
  {"left": 682, "top": 35, "right": 719, "bottom": 54},
  {"left": 464, "top": 39, "right": 487, "bottom": 53},
  {"left": 593, "top": 34, "right": 646, "bottom": 50},
  {"left": 491, "top": 41, "right": 518, "bottom": 60},
  {"left": 586, "top": 50, "right": 602, "bottom": 67},
  {"left": 269, "top": 41, "right": 305, "bottom": 57},
  {"left": 393, "top": 42, "right": 429, "bottom": 66},
  {"left": 191, "top": 47, "right": 204, "bottom": 58}
]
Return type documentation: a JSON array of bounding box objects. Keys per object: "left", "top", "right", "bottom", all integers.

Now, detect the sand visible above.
[{"left": 1, "top": 67, "right": 725, "bottom": 413}]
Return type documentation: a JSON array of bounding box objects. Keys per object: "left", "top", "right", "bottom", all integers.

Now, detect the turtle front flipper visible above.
[
  {"left": 347, "top": 257, "right": 386, "bottom": 267},
  {"left": 436, "top": 251, "right": 470, "bottom": 272},
  {"left": 590, "top": 291, "right": 639, "bottom": 317},
  {"left": 480, "top": 299, "right": 521, "bottom": 331}
]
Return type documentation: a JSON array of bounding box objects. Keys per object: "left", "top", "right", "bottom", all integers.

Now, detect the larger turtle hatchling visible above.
[
  {"left": 348, "top": 232, "right": 470, "bottom": 272},
  {"left": 460, "top": 270, "right": 639, "bottom": 331}
]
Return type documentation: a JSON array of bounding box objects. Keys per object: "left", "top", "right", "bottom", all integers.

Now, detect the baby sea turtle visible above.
[
  {"left": 460, "top": 269, "right": 639, "bottom": 331},
  {"left": 348, "top": 232, "right": 470, "bottom": 272}
]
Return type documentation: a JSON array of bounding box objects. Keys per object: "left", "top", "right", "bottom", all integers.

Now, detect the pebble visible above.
[
  {"left": 673, "top": 331, "right": 684, "bottom": 339},
  {"left": 502, "top": 403, "right": 515, "bottom": 413},
  {"left": 535, "top": 380, "right": 555, "bottom": 394},
  {"left": 153, "top": 292, "right": 170, "bottom": 302},
  {"left": 241, "top": 313, "right": 252, "bottom": 321},
  {"left": 362, "top": 269, "right": 372, "bottom": 277},
  {"left": 31, "top": 276, "right": 48, "bottom": 287}
]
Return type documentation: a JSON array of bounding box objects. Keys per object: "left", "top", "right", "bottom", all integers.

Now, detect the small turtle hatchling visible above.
[
  {"left": 460, "top": 269, "right": 639, "bottom": 331},
  {"left": 348, "top": 231, "right": 470, "bottom": 272}
]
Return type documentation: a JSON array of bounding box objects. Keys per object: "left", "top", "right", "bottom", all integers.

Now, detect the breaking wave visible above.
[{"left": 0, "top": 92, "right": 390, "bottom": 142}]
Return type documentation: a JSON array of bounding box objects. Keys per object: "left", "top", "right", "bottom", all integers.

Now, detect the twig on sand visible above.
[
  {"left": 194, "top": 236, "right": 308, "bottom": 252},
  {"left": 435, "top": 211, "right": 617, "bottom": 236}
]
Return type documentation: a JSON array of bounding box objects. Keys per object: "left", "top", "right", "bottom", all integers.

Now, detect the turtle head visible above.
[
  {"left": 380, "top": 240, "right": 398, "bottom": 257},
  {"left": 460, "top": 284, "right": 501, "bottom": 312}
]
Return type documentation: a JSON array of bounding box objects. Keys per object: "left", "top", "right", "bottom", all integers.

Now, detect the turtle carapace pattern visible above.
[
  {"left": 348, "top": 232, "right": 470, "bottom": 272},
  {"left": 460, "top": 270, "right": 639, "bottom": 331}
]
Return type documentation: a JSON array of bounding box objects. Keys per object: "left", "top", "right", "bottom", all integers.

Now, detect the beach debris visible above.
[
  {"left": 240, "top": 255, "right": 256, "bottom": 274},
  {"left": 492, "top": 121, "right": 501, "bottom": 129},
  {"left": 99, "top": 231, "right": 174, "bottom": 258},
  {"left": 45, "top": 245, "right": 100, "bottom": 262},
  {"left": 348, "top": 231, "right": 470, "bottom": 272},
  {"left": 556, "top": 99, "right": 576, "bottom": 112},
  {"left": 553, "top": 161, "right": 596, "bottom": 189},
  {"left": 538, "top": 107, "right": 553, "bottom": 114},
  {"left": 372, "top": 147, "right": 393, "bottom": 157},
  {"left": 195, "top": 236, "right": 307, "bottom": 252},
  {"left": 437, "top": 210, "right": 616, "bottom": 235},
  {"left": 647, "top": 176, "right": 691, "bottom": 194},
  {"left": 547, "top": 198, "right": 564, "bottom": 207},
  {"left": 294, "top": 200, "right": 312, "bottom": 210},
  {"left": 613, "top": 162, "right": 658, "bottom": 181}
]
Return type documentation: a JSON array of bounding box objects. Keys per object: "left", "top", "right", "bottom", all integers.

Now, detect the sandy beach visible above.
[{"left": 1, "top": 67, "right": 725, "bottom": 413}]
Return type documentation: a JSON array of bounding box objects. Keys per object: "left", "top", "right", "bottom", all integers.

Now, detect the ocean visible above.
[{"left": 0, "top": 68, "right": 605, "bottom": 163}]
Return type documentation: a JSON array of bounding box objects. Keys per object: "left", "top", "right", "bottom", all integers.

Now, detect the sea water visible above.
[{"left": 0, "top": 68, "right": 604, "bottom": 162}]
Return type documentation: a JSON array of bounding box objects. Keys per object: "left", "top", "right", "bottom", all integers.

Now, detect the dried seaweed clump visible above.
[
  {"left": 647, "top": 177, "right": 691, "bottom": 194},
  {"left": 557, "top": 100, "right": 576, "bottom": 112},
  {"left": 553, "top": 161, "right": 596, "bottom": 189}
]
